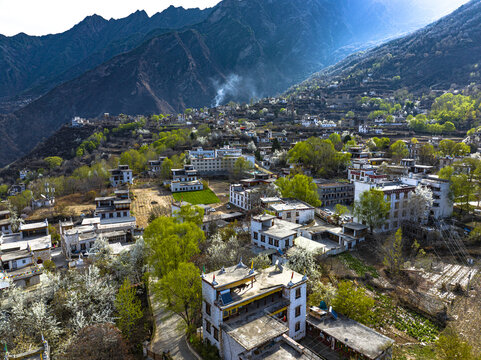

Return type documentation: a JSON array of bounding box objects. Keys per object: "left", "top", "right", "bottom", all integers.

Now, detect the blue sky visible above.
[{"left": 0, "top": 0, "right": 470, "bottom": 37}]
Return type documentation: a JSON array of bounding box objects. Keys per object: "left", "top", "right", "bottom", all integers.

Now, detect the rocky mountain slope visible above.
[
  {"left": 0, "top": 6, "right": 212, "bottom": 108},
  {"left": 300, "top": 0, "right": 481, "bottom": 94},
  {"left": 0, "top": 0, "right": 470, "bottom": 167}
]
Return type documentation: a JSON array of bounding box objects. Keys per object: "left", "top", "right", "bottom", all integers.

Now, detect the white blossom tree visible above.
[{"left": 408, "top": 185, "right": 434, "bottom": 224}]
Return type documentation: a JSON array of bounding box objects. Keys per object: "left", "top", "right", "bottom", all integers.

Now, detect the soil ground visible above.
[{"left": 131, "top": 185, "right": 172, "bottom": 228}]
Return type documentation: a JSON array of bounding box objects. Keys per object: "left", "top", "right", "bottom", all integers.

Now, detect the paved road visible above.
[{"left": 149, "top": 287, "right": 196, "bottom": 360}]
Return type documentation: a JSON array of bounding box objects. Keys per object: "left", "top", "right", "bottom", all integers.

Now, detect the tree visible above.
[
  {"left": 287, "top": 137, "right": 350, "bottom": 178},
  {"left": 63, "top": 324, "right": 133, "bottom": 360},
  {"left": 408, "top": 185, "right": 434, "bottom": 223},
  {"left": 144, "top": 217, "right": 205, "bottom": 277},
  {"left": 173, "top": 204, "right": 205, "bottom": 226},
  {"left": 383, "top": 228, "right": 404, "bottom": 276},
  {"left": 231, "top": 157, "right": 253, "bottom": 180},
  {"left": 333, "top": 204, "right": 348, "bottom": 223},
  {"left": 418, "top": 143, "right": 436, "bottom": 165},
  {"left": 353, "top": 189, "right": 390, "bottom": 233},
  {"left": 276, "top": 174, "right": 322, "bottom": 207},
  {"left": 247, "top": 141, "right": 257, "bottom": 153},
  {"left": 328, "top": 133, "right": 342, "bottom": 151},
  {"left": 8, "top": 190, "right": 33, "bottom": 214},
  {"left": 272, "top": 138, "right": 281, "bottom": 152},
  {"left": 155, "top": 262, "right": 202, "bottom": 330},
  {"left": 438, "top": 166, "right": 454, "bottom": 181},
  {"left": 435, "top": 327, "right": 478, "bottom": 360},
  {"left": 390, "top": 140, "right": 409, "bottom": 163},
  {"left": 332, "top": 281, "right": 375, "bottom": 325},
  {"left": 160, "top": 158, "right": 173, "bottom": 180},
  {"left": 44, "top": 156, "right": 63, "bottom": 170},
  {"left": 114, "top": 279, "right": 143, "bottom": 340}
]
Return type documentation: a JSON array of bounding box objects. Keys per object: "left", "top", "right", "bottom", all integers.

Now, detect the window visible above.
[
  {"left": 205, "top": 301, "right": 211, "bottom": 316},
  {"left": 274, "top": 240, "right": 279, "bottom": 247},
  {"left": 269, "top": 238, "right": 273, "bottom": 245},
  {"left": 286, "top": 212, "right": 291, "bottom": 218},
  {"left": 213, "top": 327, "right": 219, "bottom": 341},
  {"left": 253, "top": 232, "right": 258, "bottom": 240},
  {"left": 205, "top": 320, "right": 211, "bottom": 334},
  {"left": 261, "top": 235, "right": 265, "bottom": 243},
  {"left": 295, "top": 305, "right": 301, "bottom": 317},
  {"left": 295, "top": 322, "right": 301, "bottom": 332},
  {"left": 295, "top": 288, "right": 301, "bottom": 299},
  {"left": 81, "top": 243, "right": 86, "bottom": 251}
]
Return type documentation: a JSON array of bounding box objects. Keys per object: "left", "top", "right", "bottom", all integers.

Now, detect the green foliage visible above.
[
  {"left": 8, "top": 190, "right": 33, "bottom": 213},
  {"left": 419, "top": 143, "right": 436, "bottom": 165},
  {"left": 338, "top": 253, "right": 378, "bottom": 278},
  {"left": 231, "top": 157, "right": 254, "bottom": 180},
  {"left": 144, "top": 216, "right": 205, "bottom": 277},
  {"left": 120, "top": 149, "right": 147, "bottom": 174},
  {"left": 438, "top": 139, "right": 470, "bottom": 157},
  {"left": 153, "top": 129, "right": 192, "bottom": 151},
  {"left": 196, "top": 124, "right": 211, "bottom": 137},
  {"left": 112, "top": 122, "right": 142, "bottom": 134},
  {"left": 431, "top": 93, "right": 479, "bottom": 128},
  {"left": 287, "top": 137, "right": 351, "bottom": 178},
  {"left": 44, "top": 156, "right": 63, "bottom": 169},
  {"left": 390, "top": 140, "right": 409, "bottom": 162},
  {"left": 275, "top": 174, "right": 322, "bottom": 207},
  {"left": 114, "top": 278, "right": 143, "bottom": 340},
  {"left": 172, "top": 189, "right": 219, "bottom": 205},
  {"left": 0, "top": 185, "right": 8, "bottom": 198},
  {"left": 438, "top": 166, "right": 454, "bottom": 180},
  {"left": 155, "top": 262, "right": 202, "bottom": 328},
  {"left": 76, "top": 132, "right": 106, "bottom": 156},
  {"left": 394, "top": 309, "right": 439, "bottom": 343},
  {"left": 435, "top": 327, "right": 478, "bottom": 360},
  {"left": 332, "top": 281, "right": 375, "bottom": 325},
  {"left": 383, "top": 228, "right": 404, "bottom": 276},
  {"left": 173, "top": 205, "right": 205, "bottom": 226},
  {"left": 160, "top": 158, "right": 174, "bottom": 180},
  {"left": 353, "top": 189, "right": 390, "bottom": 233},
  {"left": 408, "top": 114, "right": 456, "bottom": 134}
]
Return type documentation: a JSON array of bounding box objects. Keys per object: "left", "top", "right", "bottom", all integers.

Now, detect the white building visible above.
[
  {"left": 109, "top": 165, "right": 133, "bottom": 187},
  {"left": 251, "top": 214, "right": 302, "bottom": 252},
  {"left": 170, "top": 165, "right": 204, "bottom": 193},
  {"left": 189, "top": 146, "right": 253, "bottom": 175},
  {"left": 401, "top": 174, "right": 453, "bottom": 219},
  {"left": 268, "top": 198, "right": 315, "bottom": 225},
  {"left": 202, "top": 263, "right": 308, "bottom": 360},
  {"left": 0, "top": 210, "right": 12, "bottom": 234},
  {"left": 354, "top": 180, "right": 416, "bottom": 232}
]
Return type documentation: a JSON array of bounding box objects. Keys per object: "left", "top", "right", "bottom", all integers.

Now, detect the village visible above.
[{"left": 0, "top": 86, "right": 480, "bottom": 360}]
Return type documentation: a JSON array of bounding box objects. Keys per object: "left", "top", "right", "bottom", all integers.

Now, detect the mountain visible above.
[
  {"left": 301, "top": 0, "right": 481, "bottom": 93},
  {"left": 0, "top": 0, "right": 471, "bottom": 167},
  {"left": 0, "top": 6, "right": 212, "bottom": 109}
]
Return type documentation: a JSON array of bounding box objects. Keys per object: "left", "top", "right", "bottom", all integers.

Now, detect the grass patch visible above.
[
  {"left": 393, "top": 344, "right": 437, "bottom": 360},
  {"left": 172, "top": 188, "right": 219, "bottom": 205},
  {"left": 394, "top": 309, "right": 439, "bottom": 343},
  {"left": 338, "top": 252, "right": 379, "bottom": 278}
]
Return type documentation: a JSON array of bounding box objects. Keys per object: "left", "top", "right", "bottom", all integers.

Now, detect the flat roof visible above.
[
  {"left": 262, "top": 339, "right": 321, "bottom": 360},
  {"left": 292, "top": 236, "right": 340, "bottom": 254},
  {"left": 269, "top": 199, "right": 314, "bottom": 212},
  {"left": 262, "top": 219, "right": 302, "bottom": 239},
  {"left": 203, "top": 263, "right": 257, "bottom": 289},
  {"left": 1, "top": 249, "right": 31, "bottom": 262},
  {"left": 20, "top": 221, "right": 47, "bottom": 231},
  {"left": 307, "top": 315, "right": 394, "bottom": 360},
  {"left": 224, "top": 314, "right": 288, "bottom": 351},
  {"left": 253, "top": 214, "right": 276, "bottom": 222},
  {"left": 343, "top": 222, "right": 368, "bottom": 231}
]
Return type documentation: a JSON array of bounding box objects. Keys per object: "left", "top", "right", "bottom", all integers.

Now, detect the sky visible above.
[
  {"left": 0, "top": 0, "right": 221, "bottom": 36},
  {"left": 0, "top": 0, "right": 471, "bottom": 37}
]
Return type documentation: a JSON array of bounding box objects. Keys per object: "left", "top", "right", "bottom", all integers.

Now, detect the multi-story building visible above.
[
  {"left": 0, "top": 220, "right": 52, "bottom": 288},
  {"left": 229, "top": 173, "right": 276, "bottom": 211},
  {"left": 94, "top": 189, "right": 134, "bottom": 222},
  {"left": 268, "top": 199, "right": 315, "bottom": 225},
  {"left": 189, "top": 146, "right": 254, "bottom": 175},
  {"left": 348, "top": 161, "right": 387, "bottom": 183},
  {"left": 401, "top": 174, "right": 453, "bottom": 219},
  {"left": 314, "top": 181, "right": 354, "bottom": 207},
  {"left": 354, "top": 180, "right": 416, "bottom": 232},
  {"left": 202, "top": 263, "right": 308, "bottom": 360},
  {"left": 147, "top": 156, "right": 167, "bottom": 176},
  {"left": 171, "top": 165, "right": 204, "bottom": 192},
  {"left": 109, "top": 164, "right": 133, "bottom": 187},
  {"left": 0, "top": 210, "right": 12, "bottom": 234},
  {"left": 251, "top": 214, "right": 302, "bottom": 252}
]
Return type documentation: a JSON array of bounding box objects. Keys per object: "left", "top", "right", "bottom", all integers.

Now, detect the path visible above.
[{"left": 149, "top": 286, "right": 195, "bottom": 360}]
